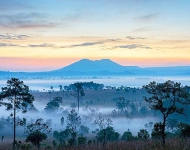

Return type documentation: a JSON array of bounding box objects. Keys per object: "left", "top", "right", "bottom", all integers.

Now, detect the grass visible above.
[{"left": 1, "top": 138, "right": 190, "bottom": 150}]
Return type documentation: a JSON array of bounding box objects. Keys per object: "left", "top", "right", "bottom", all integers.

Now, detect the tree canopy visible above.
[
  {"left": 143, "top": 80, "right": 190, "bottom": 146},
  {"left": 0, "top": 78, "right": 34, "bottom": 150}
]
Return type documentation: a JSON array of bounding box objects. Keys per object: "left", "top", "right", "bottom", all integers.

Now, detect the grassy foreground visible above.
[{"left": 0, "top": 138, "right": 190, "bottom": 150}]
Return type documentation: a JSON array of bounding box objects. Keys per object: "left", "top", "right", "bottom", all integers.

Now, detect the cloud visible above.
[
  {"left": 135, "top": 13, "right": 158, "bottom": 22},
  {"left": 132, "top": 27, "right": 153, "bottom": 32},
  {"left": 0, "top": 13, "right": 55, "bottom": 29},
  {"left": 126, "top": 36, "right": 146, "bottom": 40},
  {"left": 61, "top": 41, "right": 104, "bottom": 48},
  {"left": 0, "top": 33, "right": 33, "bottom": 40},
  {"left": 105, "top": 38, "right": 121, "bottom": 42},
  {"left": 0, "top": 43, "right": 20, "bottom": 47},
  {"left": 0, "top": 41, "right": 104, "bottom": 49},
  {"left": 28, "top": 43, "right": 55, "bottom": 48},
  {"left": 113, "top": 44, "right": 152, "bottom": 49},
  {"left": 0, "top": 0, "right": 33, "bottom": 11},
  {"left": 0, "top": 42, "right": 56, "bottom": 48}
]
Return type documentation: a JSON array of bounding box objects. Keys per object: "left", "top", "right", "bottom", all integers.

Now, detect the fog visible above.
[
  {"left": 0, "top": 77, "right": 190, "bottom": 143},
  {"left": 1, "top": 76, "right": 190, "bottom": 91}
]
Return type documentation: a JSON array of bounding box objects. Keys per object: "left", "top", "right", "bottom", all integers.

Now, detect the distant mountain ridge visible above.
[
  {"left": 55, "top": 59, "right": 139, "bottom": 72},
  {"left": 0, "top": 59, "right": 190, "bottom": 78}
]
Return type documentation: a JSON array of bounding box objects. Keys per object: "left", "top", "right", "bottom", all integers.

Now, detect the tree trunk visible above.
[
  {"left": 162, "top": 116, "right": 166, "bottom": 147},
  {"left": 13, "top": 100, "right": 16, "bottom": 150},
  {"left": 103, "top": 129, "right": 106, "bottom": 149},
  {"left": 77, "top": 89, "right": 79, "bottom": 113},
  {"left": 37, "top": 144, "right": 40, "bottom": 150}
]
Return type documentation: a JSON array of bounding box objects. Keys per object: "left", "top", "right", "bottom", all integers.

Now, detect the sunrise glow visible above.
[{"left": 0, "top": 0, "right": 190, "bottom": 71}]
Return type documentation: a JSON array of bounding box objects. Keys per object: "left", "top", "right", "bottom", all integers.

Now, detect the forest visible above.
[{"left": 0, "top": 78, "right": 190, "bottom": 150}]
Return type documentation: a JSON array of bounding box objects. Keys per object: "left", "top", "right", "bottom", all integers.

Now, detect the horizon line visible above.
[{"left": 1, "top": 58, "right": 190, "bottom": 73}]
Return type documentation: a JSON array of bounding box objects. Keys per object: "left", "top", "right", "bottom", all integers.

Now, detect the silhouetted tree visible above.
[
  {"left": 151, "top": 122, "right": 164, "bottom": 140},
  {"left": 59, "top": 85, "right": 63, "bottom": 92},
  {"left": 26, "top": 131, "right": 47, "bottom": 150},
  {"left": 166, "top": 119, "right": 178, "bottom": 133},
  {"left": 116, "top": 97, "right": 130, "bottom": 115},
  {"left": 178, "top": 122, "right": 190, "bottom": 138},
  {"left": 67, "top": 109, "right": 81, "bottom": 145},
  {"left": 71, "top": 82, "right": 85, "bottom": 113},
  {"left": 25, "top": 118, "right": 52, "bottom": 134},
  {"left": 143, "top": 80, "right": 190, "bottom": 146},
  {"left": 94, "top": 115, "right": 113, "bottom": 148},
  {"left": 96, "top": 127, "right": 120, "bottom": 145},
  {"left": 44, "top": 97, "right": 62, "bottom": 113},
  {"left": 53, "top": 129, "right": 70, "bottom": 145},
  {"left": 60, "top": 117, "right": 64, "bottom": 126},
  {"left": 77, "top": 136, "right": 87, "bottom": 145},
  {"left": 138, "top": 129, "right": 149, "bottom": 140},
  {"left": 25, "top": 118, "right": 51, "bottom": 150},
  {"left": 121, "top": 129, "right": 135, "bottom": 141},
  {"left": 94, "top": 114, "right": 111, "bottom": 130},
  {"left": 0, "top": 78, "right": 34, "bottom": 150},
  {"left": 50, "top": 86, "right": 53, "bottom": 91},
  {"left": 78, "top": 125, "right": 90, "bottom": 136}
]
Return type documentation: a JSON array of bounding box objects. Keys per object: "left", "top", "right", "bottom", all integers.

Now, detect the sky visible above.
[{"left": 0, "top": 0, "right": 190, "bottom": 71}]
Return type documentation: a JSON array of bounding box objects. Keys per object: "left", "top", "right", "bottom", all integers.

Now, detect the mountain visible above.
[
  {"left": 55, "top": 59, "right": 139, "bottom": 72},
  {"left": 0, "top": 59, "right": 190, "bottom": 78},
  {"left": 144, "top": 66, "right": 190, "bottom": 76}
]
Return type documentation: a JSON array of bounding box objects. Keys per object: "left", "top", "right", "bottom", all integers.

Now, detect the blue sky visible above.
[{"left": 0, "top": 0, "right": 190, "bottom": 71}]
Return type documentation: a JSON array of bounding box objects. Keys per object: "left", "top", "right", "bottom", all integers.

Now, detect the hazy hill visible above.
[
  {"left": 0, "top": 59, "right": 190, "bottom": 78},
  {"left": 55, "top": 59, "right": 139, "bottom": 72}
]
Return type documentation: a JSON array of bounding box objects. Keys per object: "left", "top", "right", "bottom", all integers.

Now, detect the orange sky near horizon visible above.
[
  {"left": 0, "top": 56, "right": 190, "bottom": 72},
  {"left": 0, "top": 0, "right": 190, "bottom": 71}
]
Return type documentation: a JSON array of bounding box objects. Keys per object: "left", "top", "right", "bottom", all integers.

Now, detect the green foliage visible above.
[
  {"left": 53, "top": 129, "right": 71, "bottom": 144},
  {"left": 116, "top": 97, "right": 130, "bottom": 115},
  {"left": 68, "top": 137, "right": 75, "bottom": 146},
  {"left": 52, "top": 140, "right": 57, "bottom": 148},
  {"left": 96, "top": 127, "right": 120, "bottom": 143},
  {"left": 94, "top": 114, "right": 112, "bottom": 130},
  {"left": 44, "top": 97, "right": 62, "bottom": 112},
  {"left": 74, "top": 82, "right": 85, "bottom": 96},
  {"left": 77, "top": 136, "right": 87, "bottom": 145},
  {"left": 143, "top": 80, "right": 190, "bottom": 145},
  {"left": 44, "top": 145, "right": 51, "bottom": 150},
  {"left": 0, "top": 78, "right": 35, "bottom": 111},
  {"left": 59, "top": 85, "right": 63, "bottom": 91},
  {"left": 26, "top": 131, "right": 47, "bottom": 150},
  {"left": 151, "top": 122, "right": 164, "bottom": 140},
  {"left": 178, "top": 122, "right": 190, "bottom": 138},
  {"left": 20, "top": 144, "right": 31, "bottom": 150},
  {"left": 71, "top": 82, "right": 85, "bottom": 113},
  {"left": 66, "top": 109, "right": 81, "bottom": 146},
  {"left": 67, "top": 109, "right": 81, "bottom": 133},
  {"left": 166, "top": 119, "right": 178, "bottom": 133},
  {"left": 137, "top": 129, "right": 149, "bottom": 140},
  {"left": 143, "top": 80, "right": 190, "bottom": 116},
  {"left": 14, "top": 140, "right": 22, "bottom": 150},
  {"left": 60, "top": 117, "right": 64, "bottom": 126},
  {"left": 121, "top": 129, "right": 135, "bottom": 141},
  {"left": 78, "top": 125, "right": 90, "bottom": 136},
  {"left": 69, "top": 81, "right": 104, "bottom": 90},
  {"left": 25, "top": 118, "right": 52, "bottom": 134},
  {"left": 0, "top": 78, "right": 34, "bottom": 150}
]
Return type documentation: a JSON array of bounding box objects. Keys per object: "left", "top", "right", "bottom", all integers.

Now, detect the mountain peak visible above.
[
  {"left": 57, "top": 59, "right": 126, "bottom": 72},
  {"left": 80, "top": 58, "right": 113, "bottom": 63}
]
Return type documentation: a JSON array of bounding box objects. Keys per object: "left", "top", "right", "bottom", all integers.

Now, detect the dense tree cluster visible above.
[{"left": 0, "top": 79, "right": 190, "bottom": 149}]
